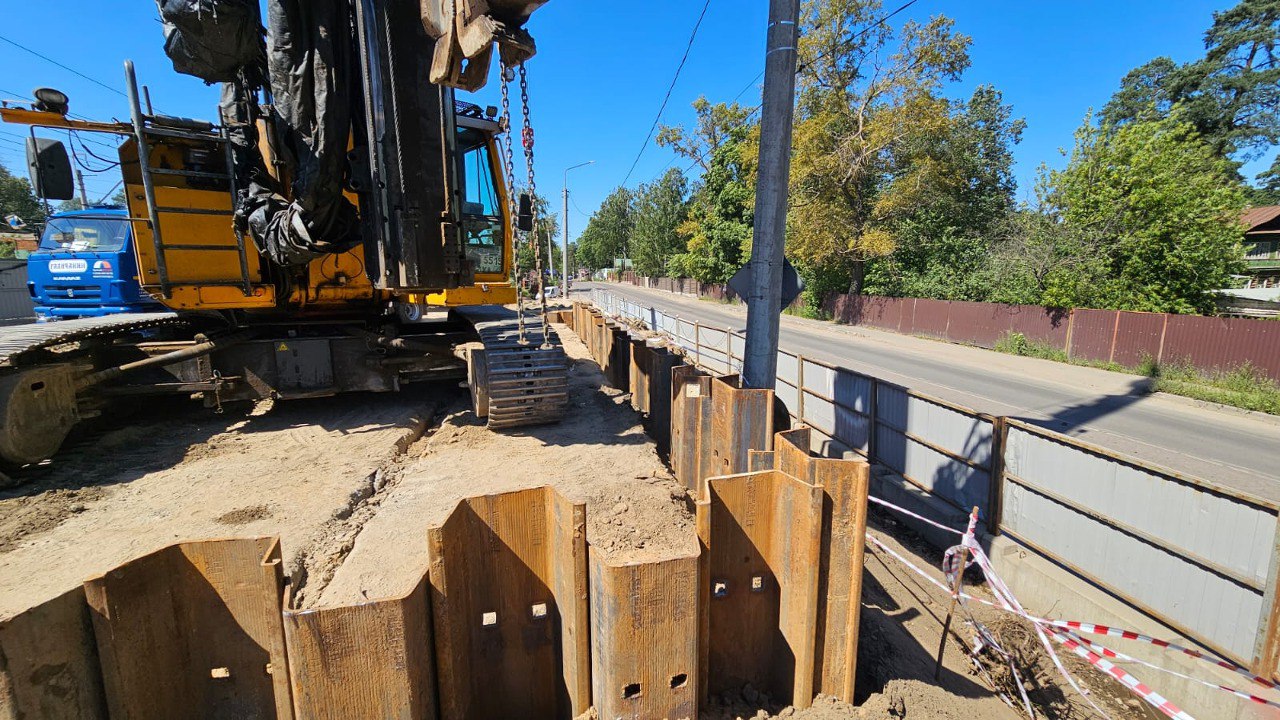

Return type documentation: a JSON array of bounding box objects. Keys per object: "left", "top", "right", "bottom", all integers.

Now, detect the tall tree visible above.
[
  {"left": 788, "top": 0, "right": 972, "bottom": 295},
  {"left": 1052, "top": 115, "right": 1246, "bottom": 313},
  {"left": 576, "top": 187, "right": 634, "bottom": 271},
  {"left": 1102, "top": 0, "right": 1279, "bottom": 192},
  {"left": 866, "top": 85, "right": 1025, "bottom": 300},
  {"left": 664, "top": 104, "right": 759, "bottom": 284},
  {"left": 0, "top": 162, "right": 46, "bottom": 229},
  {"left": 630, "top": 169, "right": 689, "bottom": 277},
  {"left": 657, "top": 97, "right": 756, "bottom": 172}
]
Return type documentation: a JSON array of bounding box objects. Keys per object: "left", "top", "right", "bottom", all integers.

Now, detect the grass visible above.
[{"left": 993, "top": 332, "right": 1280, "bottom": 415}]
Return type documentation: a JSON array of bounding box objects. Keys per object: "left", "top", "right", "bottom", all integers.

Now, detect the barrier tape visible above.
[
  {"left": 1065, "top": 630, "right": 1280, "bottom": 711},
  {"left": 1038, "top": 621, "right": 1276, "bottom": 693},
  {"left": 870, "top": 492, "right": 1280, "bottom": 692},
  {"left": 868, "top": 495, "right": 965, "bottom": 536},
  {"left": 1048, "top": 628, "right": 1194, "bottom": 720}
]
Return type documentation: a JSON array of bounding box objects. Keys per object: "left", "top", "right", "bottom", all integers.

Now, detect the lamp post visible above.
[{"left": 563, "top": 160, "right": 594, "bottom": 293}]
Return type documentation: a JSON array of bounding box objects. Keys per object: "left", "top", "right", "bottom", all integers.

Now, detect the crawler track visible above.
[
  {"left": 457, "top": 305, "right": 569, "bottom": 430},
  {"left": 0, "top": 313, "right": 182, "bottom": 367}
]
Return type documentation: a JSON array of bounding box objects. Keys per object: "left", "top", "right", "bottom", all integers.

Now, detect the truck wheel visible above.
[{"left": 0, "top": 366, "right": 79, "bottom": 468}]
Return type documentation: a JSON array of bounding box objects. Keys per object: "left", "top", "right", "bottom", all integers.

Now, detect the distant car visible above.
[{"left": 543, "top": 285, "right": 561, "bottom": 299}]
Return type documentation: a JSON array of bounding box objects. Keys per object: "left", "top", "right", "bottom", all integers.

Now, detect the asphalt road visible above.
[{"left": 581, "top": 283, "right": 1280, "bottom": 503}]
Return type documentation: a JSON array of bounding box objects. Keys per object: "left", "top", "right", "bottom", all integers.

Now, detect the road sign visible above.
[{"left": 728, "top": 258, "right": 804, "bottom": 310}]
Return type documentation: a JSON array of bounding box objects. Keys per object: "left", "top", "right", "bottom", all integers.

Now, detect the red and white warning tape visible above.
[
  {"left": 865, "top": 492, "right": 1280, "bottom": 719},
  {"left": 1048, "top": 628, "right": 1194, "bottom": 719}
]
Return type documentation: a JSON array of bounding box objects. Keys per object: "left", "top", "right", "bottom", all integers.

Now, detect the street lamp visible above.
[{"left": 563, "top": 160, "right": 594, "bottom": 293}]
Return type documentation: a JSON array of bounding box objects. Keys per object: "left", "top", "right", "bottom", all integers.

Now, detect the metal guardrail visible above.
[{"left": 591, "top": 287, "right": 1280, "bottom": 677}]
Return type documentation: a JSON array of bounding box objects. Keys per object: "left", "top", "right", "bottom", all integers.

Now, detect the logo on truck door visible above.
[
  {"left": 49, "top": 259, "right": 88, "bottom": 275},
  {"left": 92, "top": 260, "right": 113, "bottom": 278}
]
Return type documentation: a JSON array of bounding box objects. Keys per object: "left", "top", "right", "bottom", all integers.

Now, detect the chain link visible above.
[
  {"left": 499, "top": 62, "right": 527, "bottom": 343},
  {"left": 519, "top": 65, "right": 552, "bottom": 347}
]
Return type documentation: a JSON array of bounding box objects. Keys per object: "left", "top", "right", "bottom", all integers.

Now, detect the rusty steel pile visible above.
[{"left": 0, "top": 303, "right": 871, "bottom": 720}]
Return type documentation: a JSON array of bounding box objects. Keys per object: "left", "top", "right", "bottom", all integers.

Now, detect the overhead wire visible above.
[
  {"left": 0, "top": 34, "right": 129, "bottom": 101},
  {"left": 619, "top": 0, "right": 714, "bottom": 188},
  {"left": 648, "top": 0, "right": 924, "bottom": 186}
]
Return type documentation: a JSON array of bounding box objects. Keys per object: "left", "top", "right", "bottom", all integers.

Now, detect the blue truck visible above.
[{"left": 26, "top": 207, "right": 162, "bottom": 320}]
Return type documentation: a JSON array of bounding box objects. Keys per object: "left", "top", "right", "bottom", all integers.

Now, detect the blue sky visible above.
[{"left": 1, "top": 0, "right": 1272, "bottom": 243}]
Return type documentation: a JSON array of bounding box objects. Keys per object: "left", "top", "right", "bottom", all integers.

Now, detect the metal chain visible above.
[
  {"left": 519, "top": 64, "right": 552, "bottom": 348},
  {"left": 498, "top": 62, "right": 527, "bottom": 344}
]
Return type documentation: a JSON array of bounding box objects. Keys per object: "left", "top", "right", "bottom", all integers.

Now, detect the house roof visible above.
[{"left": 1243, "top": 206, "right": 1280, "bottom": 231}]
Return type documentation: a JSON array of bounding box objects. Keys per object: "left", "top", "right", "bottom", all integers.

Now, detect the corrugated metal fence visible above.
[
  {"left": 0, "top": 260, "right": 35, "bottom": 325},
  {"left": 619, "top": 275, "right": 1280, "bottom": 381},
  {"left": 594, "top": 287, "right": 1280, "bottom": 678}
]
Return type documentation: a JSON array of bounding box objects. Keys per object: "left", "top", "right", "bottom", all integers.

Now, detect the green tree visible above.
[
  {"left": 630, "top": 169, "right": 689, "bottom": 277},
  {"left": 577, "top": 187, "right": 634, "bottom": 271},
  {"left": 1101, "top": 0, "right": 1279, "bottom": 193},
  {"left": 0, "top": 162, "right": 46, "bottom": 228},
  {"left": 1051, "top": 115, "right": 1247, "bottom": 313},
  {"left": 865, "top": 85, "right": 1025, "bottom": 300},
  {"left": 789, "top": 0, "right": 972, "bottom": 295}
]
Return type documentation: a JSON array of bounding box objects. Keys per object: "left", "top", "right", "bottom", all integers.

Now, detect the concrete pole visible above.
[
  {"left": 76, "top": 170, "right": 88, "bottom": 210},
  {"left": 742, "top": 0, "right": 800, "bottom": 390},
  {"left": 563, "top": 160, "right": 594, "bottom": 293},
  {"left": 562, "top": 186, "right": 569, "bottom": 289}
]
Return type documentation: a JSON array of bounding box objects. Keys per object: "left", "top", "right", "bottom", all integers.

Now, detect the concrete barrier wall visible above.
[{"left": 590, "top": 288, "right": 1280, "bottom": 676}]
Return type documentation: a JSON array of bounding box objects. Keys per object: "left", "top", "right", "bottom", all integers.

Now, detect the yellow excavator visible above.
[{"left": 0, "top": 0, "right": 559, "bottom": 471}]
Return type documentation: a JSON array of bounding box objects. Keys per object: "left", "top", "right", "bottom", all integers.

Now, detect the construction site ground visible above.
[{"left": 0, "top": 317, "right": 1150, "bottom": 719}]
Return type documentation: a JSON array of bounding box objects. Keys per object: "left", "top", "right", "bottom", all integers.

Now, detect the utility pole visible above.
[
  {"left": 742, "top": 0, "right": 800, "bottom": 390},
  {"left": 76, "top": 170, "right": 89, "bottom": 210},
  {"left": 564, "top": 161, "right": 594, "bottom": 293}
]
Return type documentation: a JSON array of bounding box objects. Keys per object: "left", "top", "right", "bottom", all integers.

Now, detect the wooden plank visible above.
[
  {"left": 780, "top": 429, "right": 870, "bottom": 702},
  {"left": 428, "top": 487, "right": 589, "bottom": 720},
  {"left": 83, "top": 537, "right": 292, "bottom": 719},
  {"left": 0, "top": 587, "right": 107, "bottom": 719},
  {"left": 588, "top": 549, "right": 699, "bottom": 720},
  {"left": 697, "top": 470, "right": 824, "bottom": 709},
  {"left": 282, "top": 579, "right": 436, "bottom": 719}
]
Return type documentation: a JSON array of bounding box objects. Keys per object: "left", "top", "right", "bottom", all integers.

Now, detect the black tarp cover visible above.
[
  {"left": 157, "top": 0, "right": 264, "bottom": 83},
  {"left": 162, "top": 0, "right": 360, "bottom": 267}
]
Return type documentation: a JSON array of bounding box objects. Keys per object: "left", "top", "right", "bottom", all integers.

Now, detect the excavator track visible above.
[
  {"left": 0, "top": 313, "right": 183, "bottom": 368},
  {"left": 456, "top": 305, "right": 569, "bottom": 430}
]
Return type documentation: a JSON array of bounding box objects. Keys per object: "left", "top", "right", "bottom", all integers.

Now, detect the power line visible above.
[
  {"left": 0, "top": 34, "right": 128, "bottom": 100},
  {"left": 729, "top": 0, "right": 922, "bottom": 105},
  {"left": 619, "top": 0, "right": 714, "bottom": 188}
]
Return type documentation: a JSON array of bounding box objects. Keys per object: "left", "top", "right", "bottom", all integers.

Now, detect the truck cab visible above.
[{"left": 26, "top": 207, "right": 161, "bottom": 320}]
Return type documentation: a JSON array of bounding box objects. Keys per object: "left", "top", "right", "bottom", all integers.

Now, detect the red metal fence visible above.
[{"left": 618, "top": 275, "right": 1280, "bottom": 381}]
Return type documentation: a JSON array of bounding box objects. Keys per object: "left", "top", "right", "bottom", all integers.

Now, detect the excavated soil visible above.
[
  {"left": 0, "top": 390, "right": 437, "bottom": 618},
  {"left": 314, "top": 325, "right": 698, "bottom": 606}
]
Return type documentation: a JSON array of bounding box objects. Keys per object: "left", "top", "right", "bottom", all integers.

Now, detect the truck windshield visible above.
[{"left": 39, "top": 216, "right": 129, "bottom": 253}]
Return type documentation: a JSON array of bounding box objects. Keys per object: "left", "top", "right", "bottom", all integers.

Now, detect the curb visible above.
[{"left": 1152, "top": 391, "right": 1280, "bottom": 427}]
